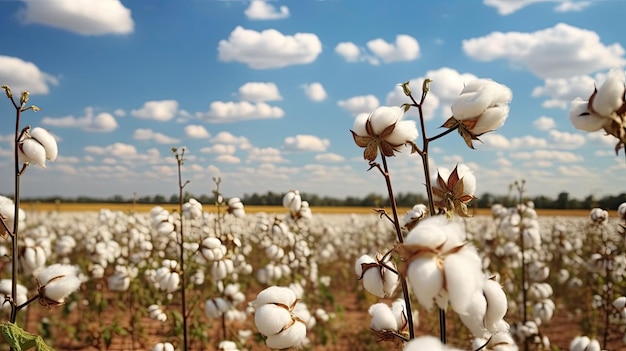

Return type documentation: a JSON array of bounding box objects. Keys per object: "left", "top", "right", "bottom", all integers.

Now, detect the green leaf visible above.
[{"left": 0, "top": 322, "right": 55, "bottom": 351}]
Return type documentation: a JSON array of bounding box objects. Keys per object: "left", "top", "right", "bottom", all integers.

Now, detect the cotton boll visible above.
[
  {"left": 569, "top": 336, "right": 591, "bottom": 351},
  {"left": 405, "top": 215, "right": 457, "bottom": 250},
  {"left": 254, "top": 304, "right": 293, "bottom": 336},
  {"left": 407, "top": 257, "right": 443, "bottom": 311},
  {"left": 569, "top": 100, "right": 605, "bottom": 132},
  {"left": 368, "top": 106, "right": 402, "bottom": 135},
  {"left": 443, "top": 245, "right": 484, "bottom": 315},
  {"left": 483, "top": 278, "right": 508, "bottom": 333},
  {"left": 19, "top": 138, "right": 47, "bottom": 167},
  {"left": 404, "top": 335, "right": 464, "bottom": 351},
  {"left": 458, "top": 291, "right": 487, "bottom": 338},
  {"left": 253, "top": 286, "right": 297, "bottom": 307},
  {"left": 264, "top": 320, "right": 306, "bottom": 349},
  {"left": 592, "top": 69, "right": 625, "bottom": 116},
  {"left": 368, "top": 303, "right": 398, "bottom": 331},
  {"left": 30, "top": 127, "right": 58, "bottom": 161}
]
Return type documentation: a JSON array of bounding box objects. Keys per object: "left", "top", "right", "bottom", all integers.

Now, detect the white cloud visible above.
[
  {"left": 283, "top": 135, "right": 330, "bottom": 152},
  {"left": 215, "top": 154, "right": 241, "bottom": 164},
  {"left": 218, "top": 26, "right": 322, "bottom": 69},
  {"left": 184, "top": 125, "right": 210, "bottom": 139},
  {"left": 483, "top": 0, "right": 591, "bottom": 15},
  {"left": 133, "top": 128, "right": 180, "bottom": 145},
  {"left": 366, "top": 35, "right": 420, "bottom": 63},
  {"left": 335, "top": 42, "right": 361, "bottom": 62},
  {"left": 244, "top": 0, "right": 289, "bottom": 20},
  {"left": 302, "top": 82, "right": 327, "bottom": 102},
  {"left": 18, "top": 0, "right": 133, "bottom": 35},
  {"left": 533, "top": 116, "right": 556, "bottom": 130},
  {"left": 548, "top": 130, "right": 585, "bottom": 148},
  {"left": 479, "top": 134, "right": 549, "bottom": 149},
  {"left": 510, "top": 149, "right": 583, "bottom": 162},
  {"left": 0, "top": 55, "right": 58, "bottom": 94},
  {"left": 462, "top": 23, "right": 626, "bottom": 78},
  {"left": 211, "top": 132, "right": 252, "bottom": 149},
  {"left": 315, "top": 153, "right": 345, "bottom": 162},
  {"left": 199, "top": 101, "right": 284, "bottom": 123},
  {"left": 337, "top": 95, "right": 379, "bottom": 115},
  {"left": 113, "top": 109, "right": 126, "bottom": 117},
  {"left": 246, "top": 147, "right": 285, "bottom": 163},
  {"left": 386, "top": 67, "right": 478, "bottom": 120},
  {"left": 131, "top": 100, "right": 178, "bottom": 121},
  {"left": 554, "top": 1, "right": 592, "bottom": 12},
  {"left": 41, "top": 107, "right": 118, "bottom": 132},
  {"left": 200, "top": 144, "right": 236, "bottom": 155},
  {"left": 84, "top": 143, "right": 137, "bottom": 158},
  {"left": 238, "top": 82, "right": 282, "bottom": 101},
  {"left": 532, "top": 75, "right": 597, "bottom": 109}
]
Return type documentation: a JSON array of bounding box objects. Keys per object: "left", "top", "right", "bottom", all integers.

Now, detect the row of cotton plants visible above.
[{"left": 1, "top": 68, "right": 626, "bottom": 351}]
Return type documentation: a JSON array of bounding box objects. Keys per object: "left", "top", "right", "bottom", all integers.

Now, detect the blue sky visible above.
[{"left": 0, "top": 0, "right": 624, "bottom": 201}]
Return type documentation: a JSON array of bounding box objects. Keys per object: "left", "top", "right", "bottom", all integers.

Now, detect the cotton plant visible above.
[
  {"left": 251, "top": 286, "right": 307, "bottom": 349},
  {"left": 0, "top": 86, "right": 81, "bottom": 351},
  {"left": 349, "top": 77, "right": 513, "bottom": 347},
  {"left": 569, "top": 68, "right": 626, "bottom": 158}
]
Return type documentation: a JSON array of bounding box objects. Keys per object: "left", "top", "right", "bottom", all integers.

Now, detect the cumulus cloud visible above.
[
  {"left": 335, "top": 42, "right": 361, "bottom": 62},
  {"left": 337, "top": 95, "right": 379, "bottom": 115},
  {"left": 133, "top": 128, "right": 180, "bottom": 145},
  {"left": 314, "top": 153, "right": 345, "bottom": 162},
  {"left": 41, "top": 107, "right": 118, "bottom": 132},
  {"left": 548, "top": 130, "right": 585, "bottom": 148},
  {"left": 463, "top": 23, "right": 626, "bottom": 78},
  {"left": 18, "top": 0, "right": 134, "bottom": 35},
  {"left": 215, "top": 154, "right": 241, "bottom": 164},
  {"left": 386, "top": 67, "right": 478, "bottom": 120},
  {"left": 283, "top": 135, "right": 330, "bottom": 152},
  {"left": 84, "top": 142, "right": 138, "bottom": 158},
  {"left": 198, "top": 101, "right": 284, "bottom": 123},
  {"left": 533, "top": 116, "right": 556, "bottom": 130},
  {"left": 0, "top": 55, "right": 58, "bottom": 94},
  {"left": 366, "top": 35, "right": 420, "bottom": 63},
  {"left": 184, "top": 125, "right": 210, "bottom": 139},
  {"left": 302, "top": 82, "right": 327, "bottom": 102},
  {"left": 479, "top": 134, "right": 549, "bottom": 149},
  {"left": 531, "top": 75, "right": 597, "bottom": 109},
  {"left": 246, "top": 147, "right": 285, "bottom": 163},
  {"left": 218, "top": 26, "right": 322, "bottom": 69},
  {"left": 131, "top": 100, "right": 179, "bottom": 121},
  {"left": 201, "top": 144, "right": 236, "bottom": 155},
  {"left": 244, "top": 0, "right": 289, "bottom": 20},
  {"left": 238, "top": 82, "right": 282, "bottom": 101},
  {"left": 211, "top": 131, "right": 252, "bottom": 149},
  {"left": 484, "top": 0, "right": 591, "bottom": 15},
  {"left": 510, "top": 149, "right": 583, "bottom": 162}
]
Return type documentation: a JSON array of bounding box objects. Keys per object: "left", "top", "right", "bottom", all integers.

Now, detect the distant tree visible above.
[
  {"left": 169, "top": 194, "right": 179, "bottom": 204},
  {"left": 153, "top": 194, "right": 166, "bottom": 203},
  {"left": 556, "top": 192, "right": 569, "bottom": 209}
]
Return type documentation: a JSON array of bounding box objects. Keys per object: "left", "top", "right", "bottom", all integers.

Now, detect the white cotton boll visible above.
[
  {"left": 405, "top": 215, "right": 457, "bottom": 250},
  {"left": 444, "top": 245, "right": 483, "bottom": 315},
  {"left": 283, "top": 190, "right": 302, "bottom": 213},
  {"left": 19, "top": 138, "right": 47, "bottom": 167},
  {"left": 253, "top": 286, "right": 297, "bottom": 307},
  {"left": 156, "top": 222, "right": 175, "bottom": 236},
  {"left": 30, "top": 127, "right": 58, "bottom": 161},
  {"left": 570, "top": 336, "right": 590, "bottom": 351},
  {"left": 407, "top": 257, "right": 443, "bottom": 311},
  {"left": 613, "top": 296, "right": 626, "bottom": 310},
  {"left": 205, "top": 297, "right": 229, "bottom": 319},
  {"left": 218, "top": 340, "right": 238, "bottom": 350},
  {"left": 352, "top": 112, "right": 369, "bottom": 136},
  {"left": 152, "top": 342, "right": 174, "bottom": 351},
  {"left": 390, "top": 299, "right": 408, "bottom": 329},
  {"left": 592, "top": 69, "right": 625, "bottom": 116},
  {"left": 368, "top": 106, "right": 402, "bottom": 135},
  {"left": 569, "top": 100, "right": 606, "bottom": 132},
  {"left": 459, "top": 291, "right": 487, "bottom": 337},
  {"left": 254, "top": 304, "right": 292, "bottom": 336},
  {"left": 386, "top": 119, "right": 419, "bottom": 145},
  {"left": 452, "top": 90, "right": 493, "bottom": 119},
  {"left": 488, "top": 333, "right": 517, "bottom": 351},
  {"left": 266, "top": 244, "right": 284, "bottom": 260},
  {"left": 0, "top": 279, "right": 27, "bottom": 311},
  {"left": 456, "top": 163, "right": 477, "bottom": 197},
  {"left": 483, "top": 278, "right": 508, "bottom": 333},
  {"left": 368, "top": 303, "right": 398, "bottom": 331},
  {"left": 404, "top": 335, "right": 463, "bottom": 351},
  {"left": 264, "top": 320, "right": 306, "bottom": 349},
  {"left": 38, "top": 263, "right": 81, "bottom": 303},
  {"left": 473, "top": 105, "right": 509, "bottom": 135}
]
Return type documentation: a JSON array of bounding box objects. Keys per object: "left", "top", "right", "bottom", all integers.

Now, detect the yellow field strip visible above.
[{"left": 19, "top": 202, "right": 592, "bottom": 216}]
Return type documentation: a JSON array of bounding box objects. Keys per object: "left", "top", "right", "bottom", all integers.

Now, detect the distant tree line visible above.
[{"left": 9, "top": 191, "right": 626, "bottom": 211}]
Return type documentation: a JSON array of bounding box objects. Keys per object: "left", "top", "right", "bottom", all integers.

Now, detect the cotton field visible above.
[{"left": 1, "top": 196, "right": 625, "bottom": 351}]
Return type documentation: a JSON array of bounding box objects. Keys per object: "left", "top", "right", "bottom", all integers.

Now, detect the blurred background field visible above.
[{"left": 19, "top": 202, "right": 593, "bottom": 216}]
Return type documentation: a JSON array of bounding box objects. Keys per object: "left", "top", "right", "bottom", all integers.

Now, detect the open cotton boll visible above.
[
  {"left": 407, "top": 256, "right": 443, "bottom": 311},
  {"left": 38, "top": 263, "right": 81, "bottom": 304},
  {"left": 405, "top": 215, "right": 453, "bottom": 250},
  {"left": 443, "top": 245, "right": 484, "bottom": 315},
  {"left": 592, "top": 69, "right": 625, "bottom": 116},
  {"left": 152, "top": 342, "right": 174, "bottom": 351},
  {"left": 253, "top": 286, "right": 297, "bottom": 307},
  {"left": 254, "top": 304, "right": 292, "bottom": 336},
  {"left": 483, "top": 278, "right": 508, "bottom": 333},
  {"left": 265, "top": 320, "right": 306, "bottom": 349},
  {"left": 30, "top": 127, "right": 58, "bottom": 161},
  {"left": 19, "top": 138, "right": 47, "bottom": 167},
  {"left": 368, "top": 106, "right": 402, "bottom": 134},
  {"left": 473, "top": 105, "right": 509, "bottom": 135},
  {"left": 368, "top": 303, "right": 398, "bottom": 331},
  {"left": 404, "top": 335, "right": 465, "bottom": 351},
  {"left": 569, "top": 336, "right": 591, "bottom": 351},
  {"left": 459, "top": 291, "right": 487, "bottom": 337},
  {"left": 352, "top": 113, "right": 369, "bottom": 136},
  {"left": 569, "top": 100, "right": 606, "bottom": 132}
]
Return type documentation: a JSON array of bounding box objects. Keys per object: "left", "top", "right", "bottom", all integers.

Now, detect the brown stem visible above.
[
  {"left": 10, "top": 101, "right": 23, "bottom": 325},
  {"left": 175, "top": 150, "right": 189, "bottom": 351}
]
